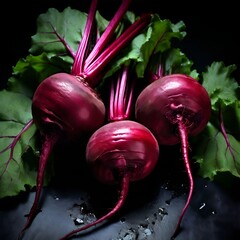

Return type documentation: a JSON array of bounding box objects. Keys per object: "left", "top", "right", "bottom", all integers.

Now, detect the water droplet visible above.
[
  {"left": 199, "top": 202, "right": 206, "bottom": 210},
  {"left": 53, "top": 196, "right": 59, "bottom": 201},
  {"left": 158, "top": 207, "right": 168, "bottom": 216},
  {"left": 79, "top": 202, "right": 88, "bottom": 214},
  {"left": 74, "top": 218, "right": 84, "bottom": 225}
]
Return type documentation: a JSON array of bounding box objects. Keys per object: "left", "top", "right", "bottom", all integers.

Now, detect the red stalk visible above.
[
  {"left": 110, "top": 65, "right": 134, "bottom": 120},
  {"left": 83, "top": 14, "right": 152, "bottom": 87},
  {"left": 84, "top": 0, "right": 132, "bottom": 68},
  {"left": 71, "top": 0, "right": 98, "bottom": 75}
]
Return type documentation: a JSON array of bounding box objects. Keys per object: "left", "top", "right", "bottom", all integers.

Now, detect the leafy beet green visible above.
[
  {"left": 193, "top": 62, "right": 240, "bottom": 179},
  {"left": 0, "top": 91, "right": 39, "bottom": 198}
]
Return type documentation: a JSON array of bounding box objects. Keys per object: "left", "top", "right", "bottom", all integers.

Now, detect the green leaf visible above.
[
  {"left": 105, "top": 14, "right": 187, "bottom": 79},
  {"left": 29, "top": 7, "right": 111, "bottom": 58},
  {"left": 135, "top": 15, "right": 186, "bottom": 77},
  {"left": 193, "top": 123, "right": 240, "bottom": 180},
  {"left": 157, "top": 48, "right": 198, "bottom": 78},
  {"left": 0, "top": 90, "right": 33, "bottom": 123},
  {"left": 7, "top": 53, "right": 72, "bottom": 98},
  {"left": 30, "top": 7, "right": 88, "bottom": 56},
  {"left": 0, "top": 90, "right": 41, "bottom": 198},
  {"left": 143, "top": 14, "right": 186, "bottom": 56},
  {"left": 0, "top": 122, "right": 38, "bottom": 198},
  {"left": 202, "top": 61, "right": 239, "bottom": 111}
]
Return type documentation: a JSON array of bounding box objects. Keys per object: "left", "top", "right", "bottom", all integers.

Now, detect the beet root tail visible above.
[
  {"left": 18, "top": 133, "right": 59, "bottom": 239},
  {"left": 59, "top": 175, "right": 130, "bottom": 240}
]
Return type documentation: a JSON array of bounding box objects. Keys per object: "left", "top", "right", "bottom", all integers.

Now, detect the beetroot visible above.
[
  {"left": 31, "top": 73, "right": 105, "bottom": 139},
  {"left": 59, "top": 65, "right": 159, "bottom": 239},
  {"left": 135, "top": 73, "right": 211, "bottom": 238}
]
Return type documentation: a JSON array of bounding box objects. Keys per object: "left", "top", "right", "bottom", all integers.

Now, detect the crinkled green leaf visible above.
[
  {"left": 30, "top": 7, "right": 88, "bottom": 56},
  {"left": 134, "top": 14, "right": 186, "bottom": 77},
  {"left": 7, "top": 53, "right": 72, "bottom": 98},
  {"left": 0, "top": 90, "right": 40, "bottom": 198},
  {"left": 193, "top": 123, "right": 240, "bottom": 180},
  {"left": 155, "top": 48, "right": 198, "bottom": 78},
  {"left": 202, "top": 61, "right": 239, "bottom": 111},
  {"left": 0, "top": 90, "right": 33, "bottom": 123},
  {"left": 142, "top": 14, "right": 186, "bottom": 56},
  {"left": 104, "top": 14, "right": 187, "bottom": 79},
  {"left": 0, "top": 122, "right": 38, "bottom": 198},
  {"left": 192, "top": 62, "right": 240, "bottom": 182},
  {"left": 29, "top": 7, "right": 110, "bottom": 58}
]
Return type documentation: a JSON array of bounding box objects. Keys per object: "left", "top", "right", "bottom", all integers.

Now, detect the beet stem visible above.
[
  {"left": 172, "top": 118, "right": 194, "bottom": 239},
  {"left": 59, "top": 174, "right": 130, "bottom": 240},
  {"left": 19, "top": 133, "right": 59, "bottom": 239},
  {"left": 109, "top": 65, "right": 134, "bottom": 121},
  {"left": 84, "top": 0, "right": 132, "bottom": 69},
  {"left": 71, "top": 0, "right": 98, "bottom": 76},
  {"left": 118, "top": 66, "right": 128, "bottom": 117},
  {"left": 84, "top": 14, "right": 151, "bottom": 87}
]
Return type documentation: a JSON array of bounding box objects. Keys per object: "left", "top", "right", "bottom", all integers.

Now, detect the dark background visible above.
[
  {"left": 0, "top": 0, "right": 239, "bottom": 87},
  {"left": 0, "top": 1, "right": 240, "bottom": 240}
]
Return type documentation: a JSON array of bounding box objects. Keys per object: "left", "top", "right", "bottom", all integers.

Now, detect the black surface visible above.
[
  {"left": 1, "top": 0, "right": 240, "bottom": 87},
  {"left": 0, "top": 1, "right": 240, "bottom": 240},
  {"left": 0, "top": 178, "right": 240, "bottom": 240},
  {"left": 1, "top": 142, "right": 240, "bottom": 240}
]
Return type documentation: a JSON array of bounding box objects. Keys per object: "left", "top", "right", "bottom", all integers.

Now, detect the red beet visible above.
[
  {"left": 59, "top": 65, "right": 159, "bottom": 240},
  {"left": 135, "top": 73, "right": 211, "bottom": 238}
]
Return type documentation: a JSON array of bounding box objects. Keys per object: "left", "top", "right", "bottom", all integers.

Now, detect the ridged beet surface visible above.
[{"left": 86, "top": 120, "right": 159, "bottom": 183}]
